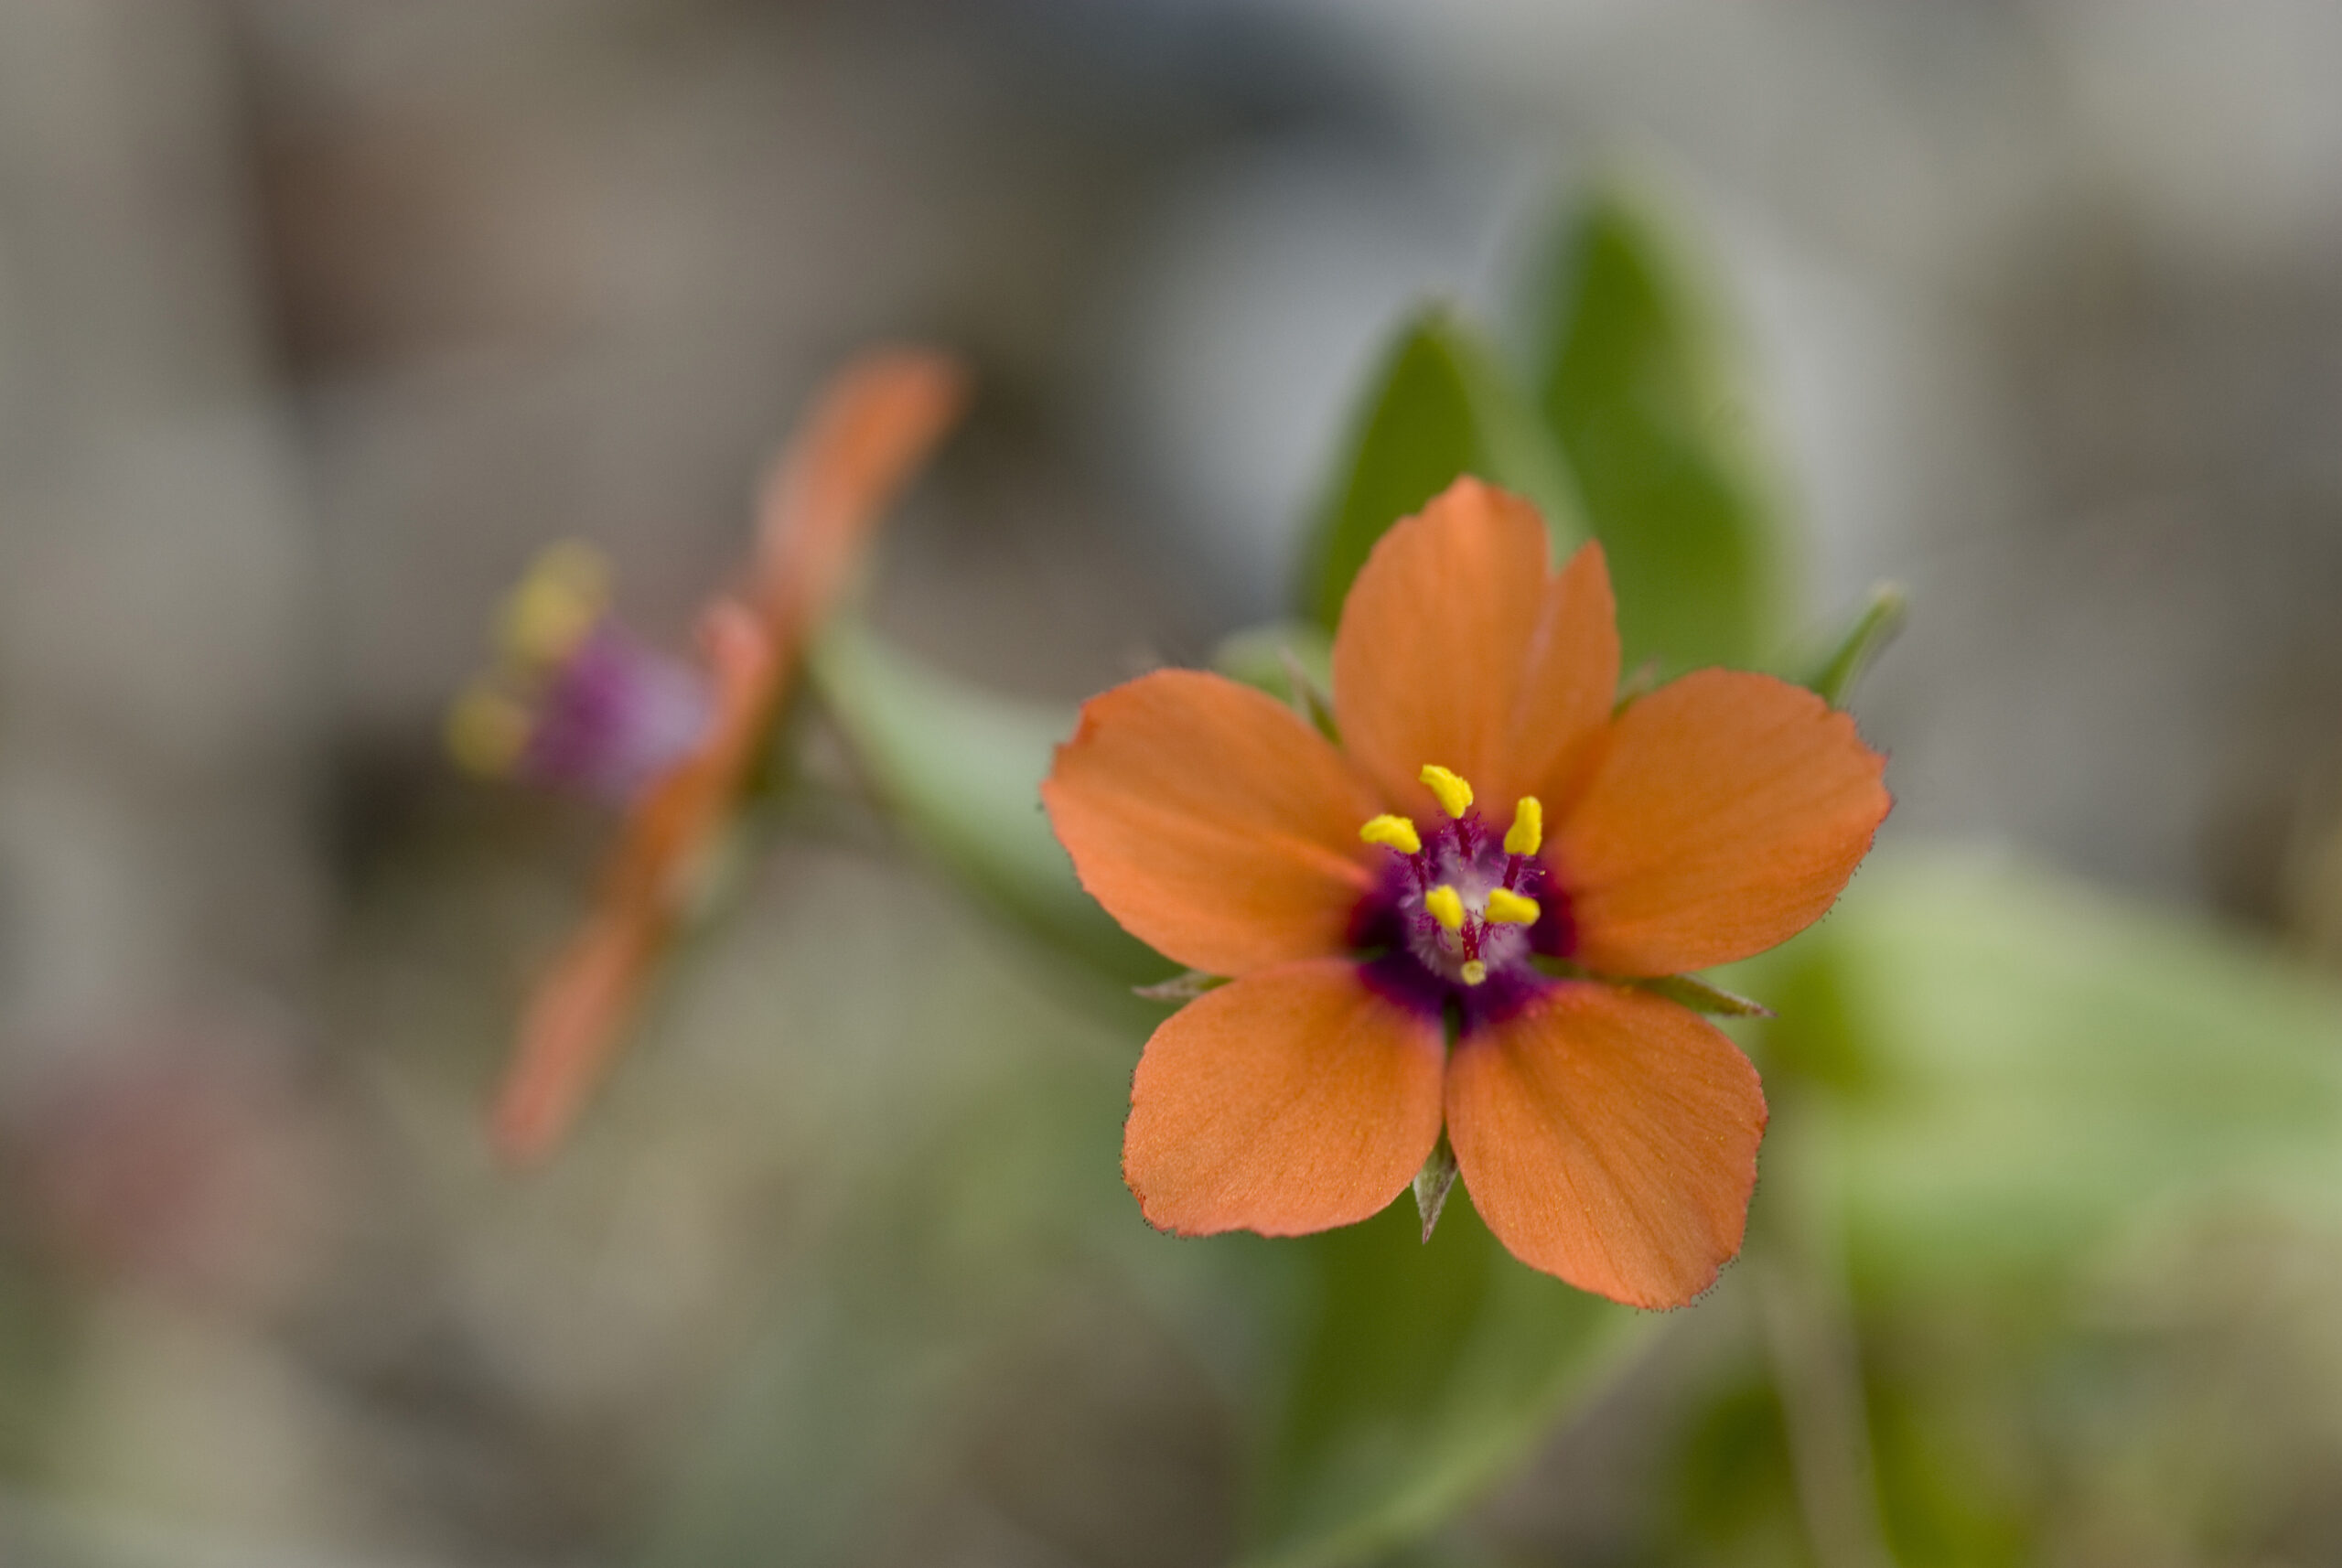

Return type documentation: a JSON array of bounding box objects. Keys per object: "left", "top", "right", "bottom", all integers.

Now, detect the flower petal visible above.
[
  {"left": 1500, "top": 540, "right": 1620, "bottom": 813},
  {"left": 489, "top": 602, "right": 775, "bottom": 1166},
  {"left": 1125, "top": 960, "right": 1446, "bottom": 1237},
  {"left": 1446, "top": 983, "right": 1765, "bottom": 1307},
  {"left": 1554, "top": 669, "right": 1890, "bottom": 976},
  {"left": 1332, "top": 478, "right": 1551, "bottom": 815},
  {"left": 485, "top": 348, "right": 963, "bottom": 1170},
  {"left": 1044, "top": 670, "right": 1384, "bottom": 976},
  {"left": 491, "top": 912, "right": 663, "bottom": 1166},
  {"left": 754, "top": 348, "right": 968, "bottom": 653}
]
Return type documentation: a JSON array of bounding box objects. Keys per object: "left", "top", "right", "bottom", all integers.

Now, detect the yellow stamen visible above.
[
  {"left": 1504, "top": 796, "right": 1543, "bottom": 857},
  {"left": 447, "top": 683, "right": 532, "bottom": 777},
  {"left": 1419, "top": 764, "right": 1474, "bottom": 819},
  {"left": 1424, "top": 885, "right": 1465, "bottom": 932},
  {"left": 1460, "top": 960, "right": 1488, "bottom": 986},
  {"left": 1485, "top": 887, "right": 1540, "bottom": 925},
  {"left": 1359, "top": 814, "right": 1422, "bottom": 855},
  {"left": 500, "top": 541, "right": 611, "bottom": 667}
]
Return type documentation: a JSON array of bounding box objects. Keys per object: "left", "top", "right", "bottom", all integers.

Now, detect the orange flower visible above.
[
  {"left": 1042, "top": 478, "right": 1889, "bottom": 1306},
  {"left": 456, "top": 349, "right": 967, "bottom": 1165}
]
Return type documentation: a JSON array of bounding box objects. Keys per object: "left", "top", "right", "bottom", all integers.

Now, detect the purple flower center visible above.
[
  {"left": 517, "top": 623, "right": 715, "bottom": 804},
  {"left": 1350, "top": 805, "right": 1574, "bottom": 1036}
]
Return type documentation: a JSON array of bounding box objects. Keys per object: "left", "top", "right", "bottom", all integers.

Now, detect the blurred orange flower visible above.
[
  {"left": 1043, "top": 478, "right": 1889, "bottom": 1306},
  {"left": 456, "top": 349, "right": 966, "bottom": 1165}
]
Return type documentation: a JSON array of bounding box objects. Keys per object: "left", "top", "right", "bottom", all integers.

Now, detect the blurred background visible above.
[{"left": 7, "top": 2, "right": 2342, "bottom": 1564}]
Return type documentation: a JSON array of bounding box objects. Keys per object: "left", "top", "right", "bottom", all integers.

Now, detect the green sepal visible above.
[
  {"left": 1132, "top": 971, "right": 1228, "bottom": 1004},
  {"left": 1640, "top": 972, "right": 1774, "bottom": 1018},
  {"left": 1412, "top": 1130, "right": 1460, "bottom": 1243},
  {"left": 1801, "top": 582, "right": 1907, "bottom": 708},
  {"left": 1215, "top": 620, "right": 1338, "bottom": 737}
]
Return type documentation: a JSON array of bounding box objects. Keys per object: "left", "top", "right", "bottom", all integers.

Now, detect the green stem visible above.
[{"left": 1752, "top": 1093, "right": 1899, "bottom": 1568}]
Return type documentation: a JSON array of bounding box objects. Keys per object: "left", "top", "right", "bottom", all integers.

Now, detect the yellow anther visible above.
[
  {"left": 500, "top": 541, "right": 611, "bottom": 666},
  {"left": 1419, "top": 764, "right": 1475, "bottom": 819},
  {"left": 447, "top": 683, "right": 532, "bottom": 777},
  {"left": 1485, "top": 887, "right": 1541, "bottom": 926},
  {"left": 1359, "top": 814, "right": 1423, "bottom": 855},
  {"left": 1460, "top": 960, "right": 1488, "bottom": 986},
  {"left": 1504, "top": 796, "right": 1543, "bottom": 857},
  {"left": 1424, "top": 885, "right": 1465, "bottom": 932}
]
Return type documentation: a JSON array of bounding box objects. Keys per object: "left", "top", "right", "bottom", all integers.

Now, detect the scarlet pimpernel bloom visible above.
[
  {"left": 1042, "top": 478, "right": 1889, "bottom": 1307},
  {"left": 452, "top": 349, "right": 966, "bottom": 1165}
]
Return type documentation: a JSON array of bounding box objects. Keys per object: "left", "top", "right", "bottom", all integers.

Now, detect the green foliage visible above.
[
  {"left": 1300, "top": 308, "right": 1584, "bottom": 631},
  {"left": 1531, "top": 181, "right": 1790, "bottom": 673},
  {"left": 1766, "top": 850, "right": 2342, "bottom": 1295},
  {"left": 1241, "top": 1197, "right": 1645, "bottom": 1568},
  {"left": 1684, "top": 850, "right": 2342, "bottom": 1563},
  {"left": 1671, "top": 1373, "right": 1807, "bottom": 1563},
  {"left": 811, "top": 618, "right": 1166, "bottom": 985},
  {"left": 807, "top": 177, "right": 2342, "bottom": 1568},
  {"left": 1862, "top": 1346, "right": 2032, "bottom": 1568}
]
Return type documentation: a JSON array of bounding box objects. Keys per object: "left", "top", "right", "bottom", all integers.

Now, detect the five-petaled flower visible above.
[
  {"left": 451, "top": 349, "right": 965, "bottom": 1165},
  {"left": 1042, "top": 478, "right": 1889, "bottom": 1307}
]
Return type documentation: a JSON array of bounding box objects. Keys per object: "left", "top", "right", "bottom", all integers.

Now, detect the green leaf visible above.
[
  {"left": 1241, "top": 1197, "right": 1648, "bottom": 1568},
  {"left": 811, "top": 618, "right": 1165, "bottom": 985},
  {"left": 1302, "top": 308, "right": 1585, "bottom": 630},
  {"left": 1531, "top": 181, "right": 1789, "bottom": 672},
  {"left": 1759, "top": 849, "right": 2342, "bottom": 1294}
]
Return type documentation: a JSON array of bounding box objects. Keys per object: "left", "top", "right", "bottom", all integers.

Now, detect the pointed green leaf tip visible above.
[
  {"left": 1804, "top": 581, "right": 1907, "bottom": 708},
  {"left": 1300, "top": 307, "right": 1585, "bottom": 630},
  {"left": 1531, "top": 179, "right": 1790, "bottom": 674}
]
